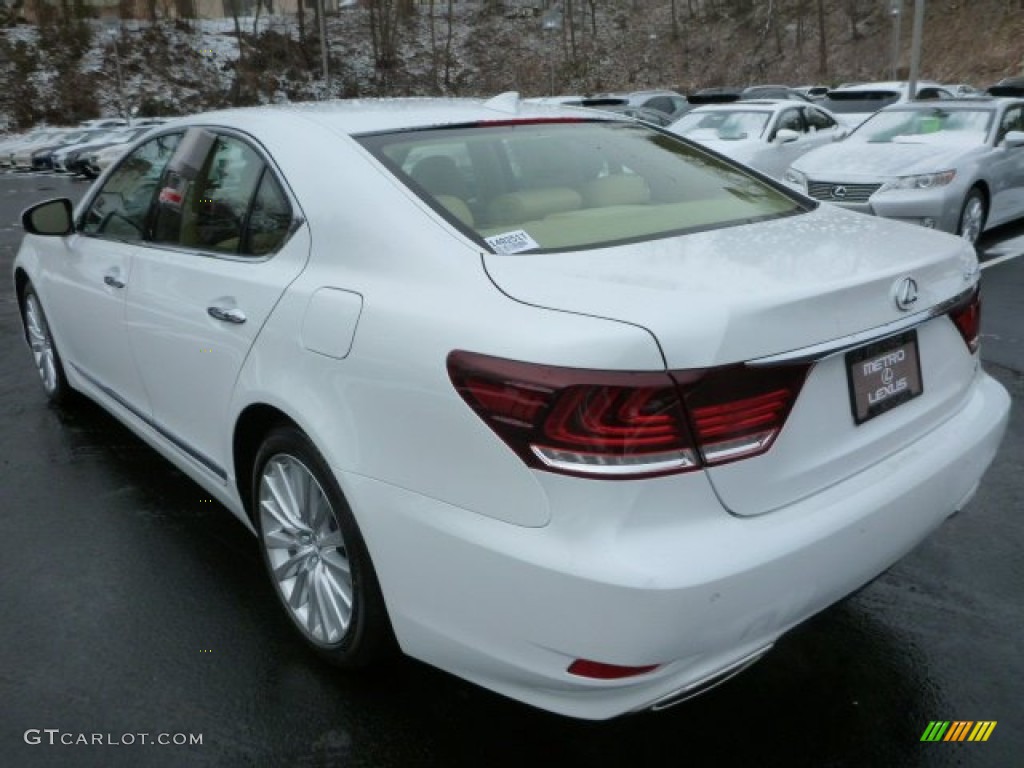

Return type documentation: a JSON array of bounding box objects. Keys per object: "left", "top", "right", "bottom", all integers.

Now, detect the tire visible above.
[
  {"left": 252, "top": 426, "right": 392, "bottom": 668},
  {"left": 957, "top": 188, "right": 987, "bottom": 245},
  {"left": 20, "top": 285, "right": 72, "bottom": 404}
]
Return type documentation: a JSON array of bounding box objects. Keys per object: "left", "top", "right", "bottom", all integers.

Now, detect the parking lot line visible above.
[{"left": 980, "top": 251, "right": 1024, "bottom": 270}]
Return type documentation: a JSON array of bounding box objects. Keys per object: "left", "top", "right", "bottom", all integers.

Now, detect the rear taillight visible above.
[
  {"left": 447, "top": 351, "right": 809, "bottom": 479},
  {"left": 949, "top": 285, "right": 981, "bottom": 354}
]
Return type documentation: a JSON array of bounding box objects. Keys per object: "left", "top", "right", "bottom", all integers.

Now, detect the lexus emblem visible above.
[
  {"left": 894, "top": 277, "right": 919, "bottom": 312},
  {"left": 831, "top": 185, "right": 848, "bottom": 200}
]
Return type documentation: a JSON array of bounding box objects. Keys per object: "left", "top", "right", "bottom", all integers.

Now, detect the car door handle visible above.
[
  {"left": 207, "top": 306, "right": 247, "bottom": 324},
  {"left": 103, "top": 274, "right": 125, "bottom": 289}
]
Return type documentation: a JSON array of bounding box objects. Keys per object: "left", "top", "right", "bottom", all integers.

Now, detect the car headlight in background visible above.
[
  {"left": 783, "top": 168, "right": 807, "bottom": 190},
  {"left": 881, "top": 170, "right": 956, "bottom": 191}
]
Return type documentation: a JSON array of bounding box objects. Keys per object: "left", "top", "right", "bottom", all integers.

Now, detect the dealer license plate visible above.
[{"left": 845, "top": 330, "right": 923, "bottom": 425}]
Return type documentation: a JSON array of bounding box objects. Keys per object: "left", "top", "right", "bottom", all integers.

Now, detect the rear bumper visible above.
[{"left": 339, "top": 370, "right": 1009, "bottom": 719}]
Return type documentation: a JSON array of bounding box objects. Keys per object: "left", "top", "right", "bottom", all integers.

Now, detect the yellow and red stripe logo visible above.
[{"left": 920, "top": 721, "right": 997, "bottom": 742}]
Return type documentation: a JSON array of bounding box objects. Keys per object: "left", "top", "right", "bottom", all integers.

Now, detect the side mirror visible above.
[
  {"left": 833, "top": 126, "right": 849, "bottom": 141},
  {"left": 22, "top": 198, "right": 74, "bottom": 236},
  {"left": 1002, "top": 130, "right": 1024, "bottom": 149},
  {"left": 775, "top": 128, "right": 800, "bottom": 144}
]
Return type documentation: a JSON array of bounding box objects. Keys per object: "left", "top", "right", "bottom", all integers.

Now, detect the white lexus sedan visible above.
[
  {"left": 14, "top": 95, "right": 1010, "bottom": 720},
  {"left": 667, "top": 100, "right": 845, "bottom": 179}
]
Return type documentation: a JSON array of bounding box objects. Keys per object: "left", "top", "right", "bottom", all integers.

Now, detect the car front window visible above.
[
  {"left": 848, "top": 108, "right": 993, "bottom": 146},
  {"left": 359, "top": 121, "right": 805, "bottom": 253}
]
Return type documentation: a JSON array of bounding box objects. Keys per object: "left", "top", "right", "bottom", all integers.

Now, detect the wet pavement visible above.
[{"left": 1, "top": 174, "right": 1022, "bottom": 767}]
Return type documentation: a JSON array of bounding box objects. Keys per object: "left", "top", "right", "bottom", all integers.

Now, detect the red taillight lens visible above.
[
  {"left": 567, "top": 659, "right": 660, "bottom": 679},
  {"left": 679, "top": 365, "right": 811, "bottom": 466},
  {"left": 448, "top": 351, "right": 698, "bottom": 479},
  {"left": 949, "top": 285, "right": 981, "bottom": 354},
  {"left": 448, "top": 351, "right": 809, "bottom": 479}
]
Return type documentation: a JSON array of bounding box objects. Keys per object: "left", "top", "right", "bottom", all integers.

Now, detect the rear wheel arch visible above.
[
  {"left": 14, "top": 268, "right": 30, "bottom": 317},
  {"left": 233, "top": 403, "right": 297, "bottom": 525}
]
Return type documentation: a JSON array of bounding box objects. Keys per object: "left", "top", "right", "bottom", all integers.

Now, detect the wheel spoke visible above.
[
  {"left": 263, "top": 528, "right": 297, "bottom": 550},
  {"left": 287, "top": 563, "right": 312, "bottom": 611},
  {"left": 261, "top": 463, "right": 310, "bottom": 534},
  {"left": 318, "top": 530, "right": 345, "bottom": 551},
  {"left": 321, "top": 547, "right": 350, "bottom": 576},
  {"left": 309, "top": 488, "right": 329, "bottom": 534},
  {"left": 316, "top": 567, "right": 349, "bottom": 639},
  {"left": 275, "top": 549, "right": 312, "bottom": 582},
  {"left": 279, "top": 460, "right": 306, "bottom": 525},
  {"left": 321, "top": 561, "right": 353, "bottom": 611}
]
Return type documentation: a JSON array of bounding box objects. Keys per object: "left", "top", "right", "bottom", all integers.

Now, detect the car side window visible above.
[
  {"left": 997, "top": 106, "right": 1024, "bottom": 143},
  {"left": 79, "top": 133, "right": 182, "bottom": 241},
  {"left": 643, "top": 97, "right": 675, "bottom": 115},
  {"left": 244, "top": 170, "right": 293, "bottom": 256},
  {"left": 803, "top": 107, "right": 836, "bottom": 131},
  {"left": 774, "top": 109, "right": 805, "bottom": 137},
  {"left": 152, "top": 134, "right": 267, "bottom": 255}
]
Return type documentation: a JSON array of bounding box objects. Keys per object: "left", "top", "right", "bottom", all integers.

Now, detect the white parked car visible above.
[
  {"left": 14, "top": 95, "right": 1009, "bottom": 720},
  {"left": 785, "top": 97, "right": 1024, "bottom": 243},
  {"left": 668, "top": 99, "right": 845, "bottom": 179}
]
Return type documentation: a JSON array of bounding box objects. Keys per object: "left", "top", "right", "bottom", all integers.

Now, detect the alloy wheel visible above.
[
  {"left": 959, "top": 194, "right": 985, "bottom": 244},
  {"left": 258, "top": 454, "right": 353, "bottom": 646},
  {"left": 24, "top": 293, "right": 59, "bottom": 396}
]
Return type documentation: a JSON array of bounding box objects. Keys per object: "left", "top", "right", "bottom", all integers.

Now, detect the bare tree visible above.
[
  {"left": 816, "top": 0, "right": 828, "bottom": 77},
  {"left": 368, "top": 0, "right": 403, "bottom": 82}
]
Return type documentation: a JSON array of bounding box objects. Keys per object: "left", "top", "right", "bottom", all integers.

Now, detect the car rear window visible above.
[
  {"left": 358, "top": 121, "right": 806, "bottom": 253},
  {"left": 820, "top": 91, "right": 901, "bottom": 114}
]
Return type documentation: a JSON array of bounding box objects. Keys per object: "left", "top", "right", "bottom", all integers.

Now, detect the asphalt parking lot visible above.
[{"left": 1, "top": 173, "right": 1021, "bottom": 767}]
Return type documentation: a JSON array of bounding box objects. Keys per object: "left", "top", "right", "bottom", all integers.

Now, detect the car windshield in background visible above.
[
  {"left": 359, "top": 121, "right": 804, "bottom": 253},
  {"left": 850, "top": 108, "right": 993, "bottom": 146},
  {"left": 670, "top": 110, "right": 771, "bottom": 140},
  {"left": 820, "top": 90, "right": 901, "bottom": 114}
]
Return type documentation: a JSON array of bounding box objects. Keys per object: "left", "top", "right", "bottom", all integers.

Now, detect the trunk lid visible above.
[{"left": 483, "top": 204, "right": 980, "bottom": 515}]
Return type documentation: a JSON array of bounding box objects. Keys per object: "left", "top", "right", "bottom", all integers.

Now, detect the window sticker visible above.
[{"left": 484, "top": 230, "right": 540, "bottom": 254}]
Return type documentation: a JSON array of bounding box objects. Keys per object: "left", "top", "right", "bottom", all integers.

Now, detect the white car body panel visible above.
[
  {"left": 124, "top": 229, "right": 311, "bottom": 480},
  {"left": 28, "top": 234, "right": 151, "bottom": 414}
]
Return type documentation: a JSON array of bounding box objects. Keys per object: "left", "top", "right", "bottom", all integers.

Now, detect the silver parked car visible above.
[{"left": 785, "top": 97, "right": 1024, "bottom": 243}]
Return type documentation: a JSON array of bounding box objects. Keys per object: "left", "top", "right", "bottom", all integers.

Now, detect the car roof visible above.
[
  {"left": 685, "top": 100, "right": 801, "bottom": 113},
  {"left": 879, "top": 97, "right": 1017, "bottom": 110},
  {"left": 176, "top": 96, "right": 618, "bottom": 136},
  {"left": 830, "top": 80, "right": 944, "bottom": 93}
]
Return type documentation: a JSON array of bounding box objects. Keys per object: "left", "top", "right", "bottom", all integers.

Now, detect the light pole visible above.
[
  {"left": 319, "top": 0, "right": 330, "bottom": 97},
  {"left": 889, "top": 0, "right": 903, "bottom": 81},
  {"left": 541, "top": 8, "right": 562, "bottom": 96},
  {"left": 103, "top": 19, "right": 127, "bottom": 122},
  {"left": 907, "top": 0, "right": 925, "bottom": 99}
]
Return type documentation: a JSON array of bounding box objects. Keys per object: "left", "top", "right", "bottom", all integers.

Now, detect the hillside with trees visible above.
[{"left": 1, "top": 0, "right": 1023, "bottom": 131}]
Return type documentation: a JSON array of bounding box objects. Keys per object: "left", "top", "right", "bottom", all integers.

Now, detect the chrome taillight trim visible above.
[{"left": 531, "top": 446, "right": 698, "bottom": 476}]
